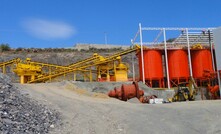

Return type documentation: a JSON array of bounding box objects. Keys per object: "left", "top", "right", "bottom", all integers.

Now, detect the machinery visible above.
[
  {"left": 0, "top": 45, "right": 140, "bottom": 84},
  {"left": 169, "top": 77, "right": 198, "bottom": 102},
  {"left": 13, "top": 58, "right": 42, "bottom": 84},
  {"left": 27, "top": 46, "right": 138, "bottom": 83},
  {"left": 108, "top": 81, "right": 144, "bottom": 101},
  {"left": 207, "top": 84, "right": 220, "bottom": 99},
  {"left": 108, "top": 81, "right": 158, "bottom": 103},
  {"left": 203, "top": 70, "right": 220, "bottom": 99},
  {"left": 0, "top": 58, "right": 21, "bottom": 74},
  {"left": 97, "top": 56, "right": 129, "bottom": 82}
]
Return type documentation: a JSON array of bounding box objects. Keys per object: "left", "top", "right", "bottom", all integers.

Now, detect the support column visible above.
[
  {"left": 83, "top": 73, "right": 86, "bottom": 82},
  {"left": 63, "top": 73, "right": 66, "bottom": 79},
  {"left": 186, "top": 28, "right": 193, "bottom": 77},
  {"left": 163, "top": 28, "right": 170, "bottom": 89},
  {"left": 208, "top": 30, "right": 216, "bottom": 71},
  {"left": 218, "top": 70, "right": 221, "bottom": 96},
  {"left": 97, "top": 67, "right": 101, "bottom": 81},
  {"left": 2, "top": 65, "right": 6, "bottom": 74},
  {"left": 20, "top": 75, "right": 25, "bottom": 84},
  {"left": 90, "top": 70, "right": 92, "bottom": 82},
  {"left": 132, "top": 53, "right": 135, "bottom": 81},
  {"left": 74, "top": 72, "right": 76, "bottom": 81},
  {"left": 106, "top": 68, "right": 110, "bottom": 82},
  {"left": 31, "top": 75, "right": 35, "bottom": 81},
  {"left": 139, "top": 23, "right": 145, "bottom": 84},
  {"left": 49, "top": 67, "right": 52, "bottom": 82}
]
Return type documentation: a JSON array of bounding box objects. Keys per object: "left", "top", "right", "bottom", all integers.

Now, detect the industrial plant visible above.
[
  {"left": 0, "top": 25, "right": 221, "bottom": 101},
  {"left": 1, "top": 25, "right": 221, "bottom": 134}
]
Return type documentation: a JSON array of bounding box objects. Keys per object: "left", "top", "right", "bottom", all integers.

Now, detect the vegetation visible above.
[
  {"left": 0, "top": 43, "right": 11, "bottom": 52},
  {"left": 0, "top": 43, "right": 124, "bottom": 53},
  {"left": 88, "top": 47, "right": 123, "bottom": 53}
]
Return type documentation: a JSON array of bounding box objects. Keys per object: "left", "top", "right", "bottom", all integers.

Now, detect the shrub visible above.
[{"left": 0, "top": 43, "right": 11, "bottom": 52}]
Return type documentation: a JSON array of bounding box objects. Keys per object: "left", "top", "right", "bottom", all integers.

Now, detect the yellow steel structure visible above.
[
  {"left": 192, "top": 44, "right": 203, "bottom": 49},
  {"left": 13, "top": 58, "right": 42, "bottom": 84},
  {"left": 97, "top": 56, "right": 128, "bottom": 82},
  {"left": 27, "top": 45, "right": 139, "bottom": 83},
  {"left": 0, "top": 58, "right": 21, "bottom": 74},
  {"left": 0, "top": 45, "right": 139, "bottom": 84}
]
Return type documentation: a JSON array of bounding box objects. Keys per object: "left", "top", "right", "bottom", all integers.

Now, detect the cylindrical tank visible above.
[
  {"left": 138, "top": 50, "right": 163, "bottom": 80},
  {"left": 191, "top": 49, "right": 213, "bottom": 78},
  {"left": 168, "top": 50, "right": 189, "bottom": 79}
]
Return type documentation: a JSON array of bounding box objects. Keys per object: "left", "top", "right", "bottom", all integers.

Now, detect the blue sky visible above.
[{"left": 0, "top": 0, "right": 221, "bottom": 48}]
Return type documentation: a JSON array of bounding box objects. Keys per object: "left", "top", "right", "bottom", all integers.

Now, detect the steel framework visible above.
[{"left": 131, "top": 23, "right": 216, "bottom": 89}]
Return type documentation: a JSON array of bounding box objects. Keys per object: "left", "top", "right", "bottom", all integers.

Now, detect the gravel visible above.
[{"left": 0, "top": 73, "right": 61, "bottom": 134}]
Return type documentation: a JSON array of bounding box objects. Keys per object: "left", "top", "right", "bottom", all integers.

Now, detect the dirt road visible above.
[{"left": 15, "top": 81, "right": 221, "bottom": 134}]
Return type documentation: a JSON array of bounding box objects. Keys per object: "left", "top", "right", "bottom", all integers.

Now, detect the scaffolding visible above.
[{"left": 132, "top": 24, "right": 216, "bottom": 89}]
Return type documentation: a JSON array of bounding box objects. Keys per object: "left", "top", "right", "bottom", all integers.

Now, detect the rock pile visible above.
[{"left": 0, "top": 74, "right": 60, "bottom": 134}]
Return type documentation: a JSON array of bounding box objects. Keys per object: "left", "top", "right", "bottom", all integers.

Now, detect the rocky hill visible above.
[{"left": 0, "top": 50, "right": 139, "bottom": 82}]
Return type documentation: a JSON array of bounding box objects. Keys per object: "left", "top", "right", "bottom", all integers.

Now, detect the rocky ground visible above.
[
  {"left": 1, "top": 51, "right": 221, "bottom": 134},
  {"left": 0, "top": 73, "right": 61, "bottom": 134},
  {"left": 15, "top": 81, "right": 221, "bottom": 134}
]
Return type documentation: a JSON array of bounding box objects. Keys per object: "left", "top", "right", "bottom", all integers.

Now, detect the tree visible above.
[{"left": 0, "top": 43, "right": 11, "bottom": 52}]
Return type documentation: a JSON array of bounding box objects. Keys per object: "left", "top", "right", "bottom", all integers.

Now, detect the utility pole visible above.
[{"left": 104, "top": 32, "right": 108, "bottom": 45}]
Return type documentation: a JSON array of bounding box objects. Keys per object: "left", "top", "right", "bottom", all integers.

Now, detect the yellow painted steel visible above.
[
  {"left": 27, "top": 45, "right": 139, "bottom": 83},
  {"left": 0, "top": 58, "right": 21, "bottom": 74},
  {"left": 13, "top": 59, "right": 42, "bottom": 84},
  {"left": 192, "top": 44, "right": 203, "bottom": 49},
  {"left": 1, "top": 45, "right": 139, "bottom": 83},
  {"left": 115, "top": 63, "right": 128, "bottom": 81}
]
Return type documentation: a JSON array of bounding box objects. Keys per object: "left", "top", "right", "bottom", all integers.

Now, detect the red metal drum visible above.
[
  {"left": 137, "top": 49, "right": 164, "bottom": 88},
  {"left": 168, "top": 50, "right": 189, "bottom": 85},
  {"left": 108, "top": 82, "right": 144, "bottom": 101},
  {"left": 191, "top": 49, "right": 213, "bottom": 79},
  {"left": 138, "top": 50, "right": 163, "bottom": 80}
]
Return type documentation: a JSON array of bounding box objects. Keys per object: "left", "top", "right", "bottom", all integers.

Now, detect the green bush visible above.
[{"left": 0, "top": 43, "right": 11, "bottom": 52}]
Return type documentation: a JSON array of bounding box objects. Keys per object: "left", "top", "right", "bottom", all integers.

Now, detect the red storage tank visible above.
[
  {"left": 191, "top": 49, "right": 213, "bottom": 79},
  {"left": 168, "top": 50, "right": 189, "bottom": 86},
  {"left": 138, "top": 50, "right": 164, "bottom": 87}
]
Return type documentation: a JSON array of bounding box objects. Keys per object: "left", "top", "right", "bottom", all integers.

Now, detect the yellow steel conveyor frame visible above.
[
  {"left": 0, "top": 58, "right": 21, "bottom": 74},
  {"left": 0, "top": 45, "right": 140, "bottom": 84}
]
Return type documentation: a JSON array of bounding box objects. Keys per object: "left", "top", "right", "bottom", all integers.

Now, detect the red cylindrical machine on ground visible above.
[
  {"left": 137, "top": 49, "right": 164, "bottom": 87},
  {"left": 191, "top": 49, "right": 213, "bottom": 79},
  {"left": 168, "top": 50, "right": 189, "bottom": 87}
]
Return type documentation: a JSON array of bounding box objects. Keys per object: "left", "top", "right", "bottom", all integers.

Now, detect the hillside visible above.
[{"left": 0, "top": 50, "right": 139, "bottom": 82}]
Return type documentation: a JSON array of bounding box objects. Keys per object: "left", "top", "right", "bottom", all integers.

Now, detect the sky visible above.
[{"left": 0, "top": 0, "right": 221, "bottom": 48}]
